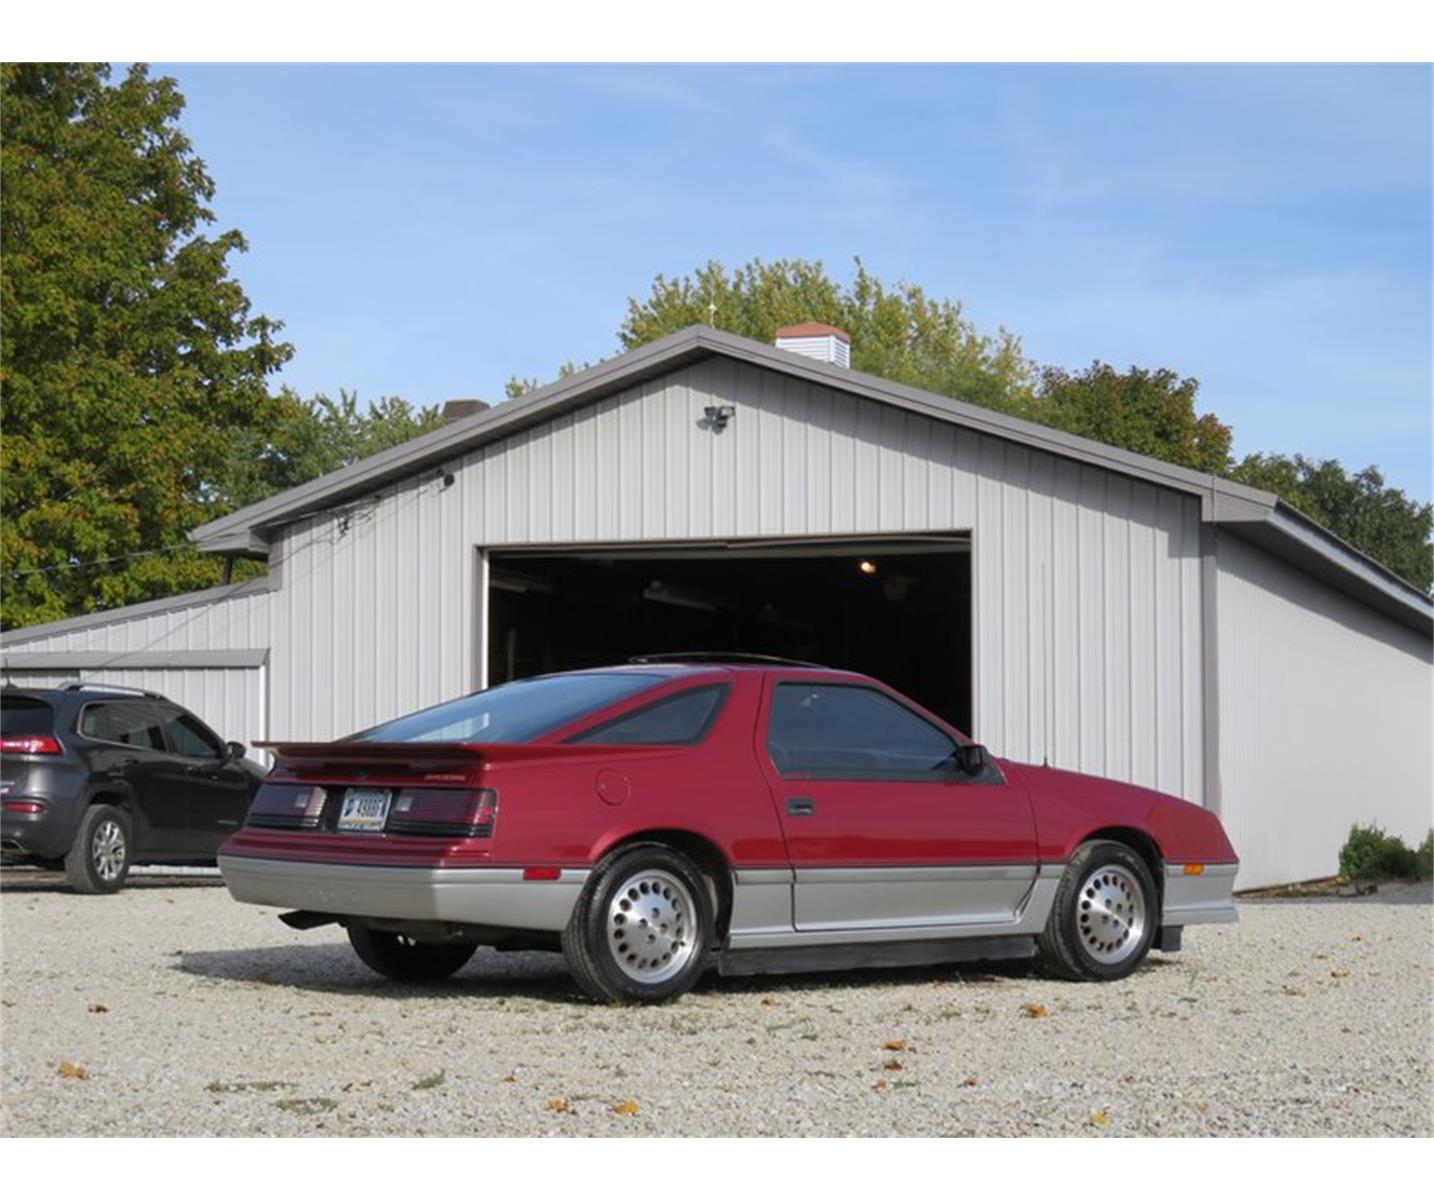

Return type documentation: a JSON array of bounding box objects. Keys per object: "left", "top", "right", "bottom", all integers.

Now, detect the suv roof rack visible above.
[
  {"left": 57, "top": 681, "right": 165, "bottom": 699},
  {"left": 627, "top": 652, "right": 829, "bottom": 669}
]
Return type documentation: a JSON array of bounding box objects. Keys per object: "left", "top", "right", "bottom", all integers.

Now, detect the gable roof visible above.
[{"left": 189, "top": 324, "right": 1431, "bottom": 634}]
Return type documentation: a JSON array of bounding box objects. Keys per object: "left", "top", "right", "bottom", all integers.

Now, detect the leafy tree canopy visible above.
[
  {"left": 1230, "top": 454, "right": 1432, "bottom": 592},
  {"left": 221, "top": 390, "right": 444, "bottom": 511},
  {"left": 1, "top": 63, "right": 291, "bottom": 628},
  {"left": 620, "top": 257, "right": 1037, "bottom": 416},
  {"left": 1034, "top": 362, "right": 1233, "bottom": 476}
]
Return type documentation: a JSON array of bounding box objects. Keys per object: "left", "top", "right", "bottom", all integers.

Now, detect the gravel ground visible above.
[{"left": 2, "top": 874, "right": 1430, "bottom": 1137}]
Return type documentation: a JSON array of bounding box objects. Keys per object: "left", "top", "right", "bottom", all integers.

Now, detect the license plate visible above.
[{"left": 337, "top": 788, "right": 392, "bottom": 832}]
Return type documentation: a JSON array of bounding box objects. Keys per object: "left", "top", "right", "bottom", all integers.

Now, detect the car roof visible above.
[
  {"left": 1, "top": 683, "right": 171, "bottom": 703},
  {"left": 548, "top": 660, "right": 871, "bottom": 681}
]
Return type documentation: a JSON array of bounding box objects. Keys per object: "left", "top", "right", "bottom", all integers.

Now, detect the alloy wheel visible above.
[
  {"left": 605, "top": 868, "right": 697, "bottom": 984},
  {"left": 1076, "top": 862, "right": 1147, "bottom": 965}
]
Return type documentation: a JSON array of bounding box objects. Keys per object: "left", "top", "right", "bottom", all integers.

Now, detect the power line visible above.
[{"left": 4, "top": 544, "right": 197, "bottom": 580}]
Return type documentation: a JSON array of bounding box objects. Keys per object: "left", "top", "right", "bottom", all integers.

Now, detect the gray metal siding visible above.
[
  {"left": 267, "top": 359, "right": 1205, "bottom": 801},
  {"left": 0, "top": 583, "right": 271, "bottom": 656},
  {"left": 1215, "top": 531, "right": 1432, "bottom": 889}
]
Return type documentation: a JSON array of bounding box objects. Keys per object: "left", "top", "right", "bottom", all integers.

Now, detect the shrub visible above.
[
  {"left": 1338, "top": 824, "right": 1428, "bottom": 880},
  {"left": 1420, "top": 831, "right": 1434, "bottom": 880}
]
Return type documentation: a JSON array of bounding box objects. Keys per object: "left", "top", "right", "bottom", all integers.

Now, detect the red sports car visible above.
[{"left": 218, "top": 655, "right": 1238, "bottom": 1003}]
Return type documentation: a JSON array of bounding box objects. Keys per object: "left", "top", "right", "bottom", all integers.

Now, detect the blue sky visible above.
[{"left": 162, "top": 64, "right": 1432, "bottom": 500}]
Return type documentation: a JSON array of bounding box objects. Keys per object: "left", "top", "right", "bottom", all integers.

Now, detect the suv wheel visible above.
[{"left": 65, "top": 804, "right": 131, "bottom": 895}]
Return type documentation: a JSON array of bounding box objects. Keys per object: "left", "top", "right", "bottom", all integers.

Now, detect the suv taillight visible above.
[
  {"left": 386, "top": 788, "right": 497, "bottom": 838},
  {"left": 0, "top": 736, "right": 61, "bottom": 755}
]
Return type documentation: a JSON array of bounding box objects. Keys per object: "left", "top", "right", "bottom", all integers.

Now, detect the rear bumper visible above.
[
  {"left": 217, "top": 855, "right": 591, "bottom": 933},
  {"left": 1162, "top": 862, "right": 1239, "bottom": 926}
]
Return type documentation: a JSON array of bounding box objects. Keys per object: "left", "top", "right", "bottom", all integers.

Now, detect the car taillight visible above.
[
  {"left": 386, "top": 788, "right": 497, "bottom": 838},
  {"left": 0, "top": 736, "right": 61, "bottom": 755},
  {"left": 246, "top": 784, "right": 327, "bottom": 829},
  {"left": 3, "top": 800, "right": 45, "bottom": 814}
]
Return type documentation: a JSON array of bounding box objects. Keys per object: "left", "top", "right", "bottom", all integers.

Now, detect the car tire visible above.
[
  {"left": 1037, "top": 839, "right": 1158, "bottom": 982},
  {"left": 347, "top": 926, "right": 479, "bottom": 983},
  {"left": 64, "top": 804, "right": 131, "bottom": 895},
  {"left": 562, "top": 843, "right": 714, "bottom": 1005}
]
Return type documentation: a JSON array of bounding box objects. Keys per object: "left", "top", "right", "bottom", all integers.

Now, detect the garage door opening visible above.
[{"left": 486, "top": 540, "right": 973, "bottom": 733}]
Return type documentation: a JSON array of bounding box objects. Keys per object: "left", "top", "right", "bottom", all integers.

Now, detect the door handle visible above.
[{"left": 786, "top": 796, "right": 814, "bottom": 817}]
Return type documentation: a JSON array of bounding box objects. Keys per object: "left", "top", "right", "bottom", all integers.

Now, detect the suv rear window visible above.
[
  {"left": 79, "top": 702, "right": 166, "bottom": 750},
  {"left": 1, "top": 696, "right": 55, "bottom": 736}
]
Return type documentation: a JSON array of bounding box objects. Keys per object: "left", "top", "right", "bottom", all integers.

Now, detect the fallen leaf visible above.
[
  {"left": 761, "top": 997, "right": 777, "bottom": 1007},
  {"left": 58, "top": 1061, "right": 88, "bottom": 1080},
  {"left": 1312, "top": 953, "right": 1329, "bottom": 960},
  {"left": 1121, "top": 1073, "right": 1136, "bottom": 1084},
  {"left": 1089, "top": 1110, "right": 1109, "bottom": 1128},
  {"left": 1195, "top": 1103, "right": 1209, "bottom": 1115},
  {"left": 612, "top": 1098, "right": 640, "bottom": 1116},
  {"left": 1330, "top": 969, "right": 1349, "bottom": 979},
  {"left": 883, "top": 1059, "right": 903, "bottom": 1072},
  {"left": 962, "top": 1076, "right": 979, "bottom": 1087},
  {"left": 87, "top": 1003, "right": 108, "bottom": 1014},
  {"left": 872, "top": 1080, "right": 888, "bottom": 1093},
  {"left": 547, "top": 1098, "right": 570, "bottom": 1113},
  {"left": 1021, "top": 1002, "right": 1048, "bottom": 1019},
  {"left": 882, "top": 1039, "right": 906, "bottom": 1051},
  {"left": 1282, "top": 986, "right": 1306, "bottom": 997}
]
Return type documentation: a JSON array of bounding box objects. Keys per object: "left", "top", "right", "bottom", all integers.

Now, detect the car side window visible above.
[
  {"left": 79, "top": 702, "right": 166, "bottom": 751},
  {"left": 767, "top": 683, "right": 957, "bottom": 780},
  {"left": 567, "top": 685, "right": 729, "bottom": 746},
  {"left": 160, "top": 710, "right": 225, "bottom": 759}
]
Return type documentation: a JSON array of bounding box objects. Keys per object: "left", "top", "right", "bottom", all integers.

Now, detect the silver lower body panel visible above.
[
  {"left": 1162, "top": 862, "right": 1239, "bottom": 926},
  {"left": 726, "top": 864, "right": 1063, "bottom": 950},
  {"left": 217, "top": 855, "right": 590, "bottom": 932}
]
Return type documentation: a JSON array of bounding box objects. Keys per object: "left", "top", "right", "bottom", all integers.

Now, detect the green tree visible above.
[
  {"left": 221, "top": 390, "right": 445, "bottom": 509},
  {"left": 1, "top": 63, "right": 292, "bottom": 629},
  {"left": 1034, "top": 362, "right": 1233, "bottom": 475},
  {"left": 1230, "top": 454, "right": 1432, "bottom": 592},
  {"left": 619, "top": 257, "right": 1037, "bottom": 415}
]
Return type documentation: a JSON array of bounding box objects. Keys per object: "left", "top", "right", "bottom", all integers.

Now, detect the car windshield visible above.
[
  {"left": 348, "top": 672, "right": 665, "bottom": 744},
  {"left": 1, "top": 696, "right": 55, "bottom": 736}
]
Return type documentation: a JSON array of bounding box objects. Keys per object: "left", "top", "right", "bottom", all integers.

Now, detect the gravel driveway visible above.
[{"left": 2, "top": 875, "right": 1429, "bottom": 1136}]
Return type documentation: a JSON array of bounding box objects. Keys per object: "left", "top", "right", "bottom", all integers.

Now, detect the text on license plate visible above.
[{"left": 337, "top": 788, "right": 392, "bottom": 832}]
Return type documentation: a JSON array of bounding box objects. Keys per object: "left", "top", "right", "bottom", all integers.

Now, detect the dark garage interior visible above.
[{"left": 486, "top": 541, "right": 973, "bottom": 733}]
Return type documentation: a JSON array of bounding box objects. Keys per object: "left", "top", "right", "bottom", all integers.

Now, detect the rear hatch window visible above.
[{"left": 1, "top": 696, "right": 56, "bottom": 736}]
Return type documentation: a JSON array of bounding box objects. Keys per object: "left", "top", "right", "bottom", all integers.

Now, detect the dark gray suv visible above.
[{"left": 0, "top": 683, "right": 266, "bottom": 893}]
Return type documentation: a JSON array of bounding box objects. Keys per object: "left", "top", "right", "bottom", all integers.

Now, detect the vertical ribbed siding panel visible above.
[
  {"left": 1002, "top": 446, "right": 1031, "bottom": 760},
  {"left": 1216, "top": 532, "right": 1431, "bottom": 888},
  {"left": 1102, "top": 477, "right": 1133, "bottom": 784}
]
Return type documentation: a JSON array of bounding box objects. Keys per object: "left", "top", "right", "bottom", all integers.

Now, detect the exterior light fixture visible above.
[
  {"left": 858, "top": 560, "right": 878, "bottom": 576},
  {"left": 703, "top": 405, "right": 736, "bottom": 432}
]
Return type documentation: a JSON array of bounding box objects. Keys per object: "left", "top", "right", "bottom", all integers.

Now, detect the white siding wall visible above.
[
  {"left": 270, "top": 359, "right": 1206, "bottom": 801},
  {"left": 1215, "top": 532, "right": 1433, "bottom": 889}
]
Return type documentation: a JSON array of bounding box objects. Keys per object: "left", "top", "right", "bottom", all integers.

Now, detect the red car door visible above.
[{"left": 757, "top": 674, "right": 1039, "bottom": 933}]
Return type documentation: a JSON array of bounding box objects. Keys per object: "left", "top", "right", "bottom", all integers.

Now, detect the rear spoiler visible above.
[{"left": 254, "top": 741, "right": 672, "bottom": 765}]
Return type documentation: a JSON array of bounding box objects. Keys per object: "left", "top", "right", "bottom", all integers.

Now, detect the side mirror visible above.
[
  {"left": 225, "top": 741, "right": 246, "bottom": 761},
  {"left": 954, "top": 743, "right": 991, "bottom": 775}
]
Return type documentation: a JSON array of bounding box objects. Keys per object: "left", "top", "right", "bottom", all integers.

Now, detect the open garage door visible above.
[{"left": 486, "top": 538, "right": 972, "bottom": 733}]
